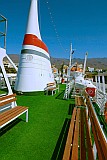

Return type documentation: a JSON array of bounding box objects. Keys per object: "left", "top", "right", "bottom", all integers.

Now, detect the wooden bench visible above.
[
  {"left": 63, "top": 94, "right": 107, "bottom": 160},
  {"left": 44, "top": 82, "right": 59, "bottom": 96},
  {"left": 85, "top": 93, "right": 107, "bottom": 160},
  {"left": 75, "top": 96, "right": 85, "bottom": 106},
  {"left": 0, "top": 94, "right": 28, "bottom": 129},
  {"left": 62, "top": 107, "right": 94, "bottom": 160}
]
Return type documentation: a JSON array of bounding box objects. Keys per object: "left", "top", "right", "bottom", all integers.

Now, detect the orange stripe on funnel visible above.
[{"left": 23, "top": 34, "right": 49, "bottom": 53}]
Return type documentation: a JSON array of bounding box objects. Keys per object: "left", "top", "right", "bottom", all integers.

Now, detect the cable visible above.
[{"left": 45, "top": 0, "right": 69, "bottom": 54}]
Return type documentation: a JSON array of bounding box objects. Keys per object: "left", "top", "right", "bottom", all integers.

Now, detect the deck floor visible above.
[{"left": 0, "top": 84, "right": 74, "bottom": 160}]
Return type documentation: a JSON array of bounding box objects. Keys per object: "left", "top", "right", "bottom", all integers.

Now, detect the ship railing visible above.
[
  {"left": 63, "top": 80, "right": 74, "bottom": 99},
  {"left": 85, "top": 92, "right": 107, "bottom": 159},
  {"left": 95, "top": 89, "right": 107, "bottom": 114},
  {"left": 62, "top": 93, "right": 107, "bottom": 159}
]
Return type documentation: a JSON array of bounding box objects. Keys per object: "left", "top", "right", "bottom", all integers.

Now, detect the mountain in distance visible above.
[{"left": 8, "top": 54, "right": 107, "bottom": 70}]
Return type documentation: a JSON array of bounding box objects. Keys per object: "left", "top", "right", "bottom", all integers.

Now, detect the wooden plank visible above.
[
  {"left": 0, "top": 106, "right": 28, "bottom": 126},
  {"left": 80, "top": 97, "right": 85, "bottom": 106},
  {"left": 0, "top": 94, "right": 17, "bottom": 107},
  {"left": 47, "top": 87, "right": 56, "bottom": 91},
  {"left": 0, "top": 97, "right": 16, "bottom": 107},
  {"left": 80, "top": 109, "right": 86, "bottom": 160},
  {"left": 0, "top": 94, "right": 28, "bottom": 129},
  {"left": 62, "top": 108, "right": 77, "bottom": 160},
  {"left": 0, "top": 94, "right": 16, "bottom": 101},
  {"left": 71, "top": 108, "right": 80, "bottom": 160},
  {"left": 87, "top": 97, "right": 103, "bottom": 160},
  {"left": 90, "top": 115, "right": 104, "bottom": 160},
  {"left": 84, "top": 109, "right": 94, "bottom": 160},
  {"left": 75, "top": 96, "right": 85, "bottom": 106},
  {"left": 0, "top": 106, "right": 22, "bottom": 118},
  {"left": 75, "top": 96, "right": 78, "bottom": 106},
  {"left": 47, "top": 83, "right": 55, "bottom": 87},
  {"left": 86, "top": 95, "right": 107, "bottom": 160}
]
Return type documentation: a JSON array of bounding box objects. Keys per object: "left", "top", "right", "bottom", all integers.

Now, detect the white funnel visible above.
[
  {"left": 26, "top": 0, "right": 41, "bottom": 40},
  {"left": 14, "top": 0, "right": 54, "bottom": 92}
]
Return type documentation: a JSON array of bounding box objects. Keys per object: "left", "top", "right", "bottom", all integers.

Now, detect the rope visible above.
[{"left": 45, "top": 0, "right": 69, "bottom": 54}]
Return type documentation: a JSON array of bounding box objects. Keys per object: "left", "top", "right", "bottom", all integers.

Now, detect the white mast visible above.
[
  {"left": 69, "top": 43, "right": 72, "bottom": 67},
  {"left": 83, "top": 52, "right": 88, "bottom": 76}
]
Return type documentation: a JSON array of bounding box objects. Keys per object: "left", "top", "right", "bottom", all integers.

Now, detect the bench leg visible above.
[
  {"left": 47, "top": 90, "right": 48, "bottom": 95},
  {"left": 52, "top": 90, "right": 53, "bottom": 96},
  {"left": 26, "top": 110, "right": 28, "bottom": 122},
  {"left": 55, "top": 90, "right": 56, "bottom": 94}
]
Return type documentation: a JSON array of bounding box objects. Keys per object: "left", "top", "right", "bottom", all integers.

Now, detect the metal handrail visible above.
[{"left": 0, "top": 14, "right": 7, "bottom": 49}]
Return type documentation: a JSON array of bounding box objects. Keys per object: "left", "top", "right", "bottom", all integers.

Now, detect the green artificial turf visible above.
[
  {"left": 0, "top": 84, "right": 72, "bottom": 160},
  {"left": 0, "top": 89, "right": 7, "bottom": 94}
]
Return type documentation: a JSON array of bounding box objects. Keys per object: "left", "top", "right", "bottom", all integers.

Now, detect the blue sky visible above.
[{"left": 0, "top": 0, "right": 107, "bottom": 59}]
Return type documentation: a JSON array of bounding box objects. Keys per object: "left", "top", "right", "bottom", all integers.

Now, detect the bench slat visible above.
[
  {"left": 47, "top": 87, "right": 56, "bottom": 91},
  {"left": 75, "top": 96, "right": 85, "bottom": 106},
  {"left": 62, "top": 108, "right": 77, "bottom": 160},
  {"left": 0, "top": 94, "right": 16, "bottom": 101},
  {"left": 0, "top": 106, "right": 28, "bottom": 126},
  {"left": 71, "top": 108, "right": 80, "bottom": 160},
  {"left": 84, "top": 109, "right": 94, "bottom": 160},
  {"left": 80, "top": 109, "right": 86, "bottom": 160},
  {"left": 0, "top": 97, "right": 16, "bottom": 107},
  {"left": 0, "top": 106, "right": 27, "bottom": 119},
  {"left": 0, "top": 94, "right": 28, "bottom": 129}
]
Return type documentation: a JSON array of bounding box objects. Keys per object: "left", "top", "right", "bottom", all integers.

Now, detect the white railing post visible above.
[
  {"left": 102, "top": 75, "right": 105, "bottom": 94},
  {"left": 98, "top": 75, "right": 101, "bottom": 91},
  {"left": 26, "top": 110, "right": 28, "bottom": 122}
]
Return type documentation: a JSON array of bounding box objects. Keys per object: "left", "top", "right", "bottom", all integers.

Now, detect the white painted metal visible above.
[
  {"left": 63, "top": 80, "right": 74, "bottom": 99},
  {"left": 102, "top": 75, "right": 105, "bottom": 94},
  {"left": 26, "top": 0, "right": 41, "bottom": 40},
  {"left": 14, "top": 0, "right": 54, "bottom": 92},
  {"left": 0, "top": 48, "right": 13, "bottom": 94},
  {"left": 95, "top": 76, "right": 98, "bottom": 89},
  {"left": 83, "top": 52, "right": 88, "bottom": 76},
  {"left": 26, "top": 109, "right": 29, "bottom": 122},
  {"left": 69, "top": 43, "right": 72, "bottom": 67},
  {"left": 95, "top": 89, "right": 107, "bottom": 114},
  {"left": 98, "top": 75, "right": 101, "bottom": 90}
]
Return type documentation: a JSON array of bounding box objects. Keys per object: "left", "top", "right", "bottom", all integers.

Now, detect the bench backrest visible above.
[
  {"left": 63, "top": 93, "right": 107, "bottom": 160},
  {"left": 47, "top": 82, "right": 56, "bottom": 87},
  {"left": 0, "top": 94, "right": 17, "bottom": 113},
  {"left": 85, "top": 92, "right": 107, "bottom": 159}
]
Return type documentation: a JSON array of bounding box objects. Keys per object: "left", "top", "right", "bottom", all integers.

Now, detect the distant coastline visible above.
[{"left": 8, "top": 54, "right": 107, "bottom": 70}]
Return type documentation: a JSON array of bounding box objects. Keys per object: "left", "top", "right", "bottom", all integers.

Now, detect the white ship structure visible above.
[{"left": 14, "top": 0, "right": 54, "bottom": 92}]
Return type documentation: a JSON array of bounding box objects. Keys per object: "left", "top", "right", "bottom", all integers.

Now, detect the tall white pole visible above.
[
  {"left": 95, "top": 76, "right": 98, "bottom": 89},
  {"left": 98, "top": 75, "right": 101, "bottom": 90},
  {"left": 102, "top": 75, "right": 105, "bottom": 94},
  {"left": 69, "top": 43, "right": 72, "bottom": 67},
  {"left": 83, "top": 52, "right": 88, "bottom": 76}
]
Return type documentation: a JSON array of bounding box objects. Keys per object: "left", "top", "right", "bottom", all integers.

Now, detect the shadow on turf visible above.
[
  {"left": 68, "top": 103, "right": 75, "bottom": 115},
  {"left": 51, "top": 118, "right": 70, "bottom": 160},
  {"left": 55, "top": 90, "right": 65, "bottom": 100},
  {"left": 0, "top": 118, "right": 22, "bottom": 136}
]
